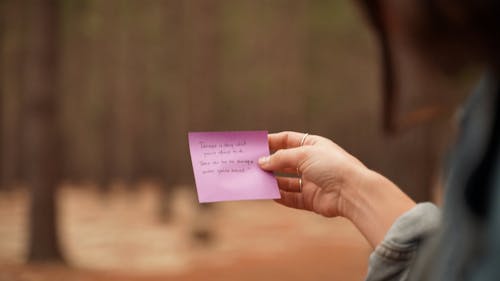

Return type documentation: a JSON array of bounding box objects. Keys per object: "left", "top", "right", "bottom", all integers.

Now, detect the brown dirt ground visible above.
[{"left": 0, "top": 183, "right": 371, "bottom": 281}]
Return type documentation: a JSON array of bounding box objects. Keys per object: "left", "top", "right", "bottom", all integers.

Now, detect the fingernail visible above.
[{"left": 258, "top": 156, "right": 270, "bottom": 165}]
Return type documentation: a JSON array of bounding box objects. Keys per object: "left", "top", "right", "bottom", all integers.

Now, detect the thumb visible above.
[{"left": 258, "top": 147, "right": 306, "bottom": 172}]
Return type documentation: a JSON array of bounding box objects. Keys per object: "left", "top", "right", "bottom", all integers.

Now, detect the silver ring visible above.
[
  {"left": 299, "top": 133, "right": 309, "bottom": 147},
  {"left": 297, "top": 133, "right": 308, "bottom": 192}
]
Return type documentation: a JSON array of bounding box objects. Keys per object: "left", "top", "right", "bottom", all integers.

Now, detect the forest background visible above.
[{"left": 0, "top": 1, "right": 452, "bottom": 280}]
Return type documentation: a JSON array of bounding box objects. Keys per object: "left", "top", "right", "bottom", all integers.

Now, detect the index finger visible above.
[{"left": 268, "top": 131, "right": 315, "bottom": 152}]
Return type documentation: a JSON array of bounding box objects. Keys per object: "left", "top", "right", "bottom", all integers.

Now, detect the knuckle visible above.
[
  {"left": 273, "top": 149, "right": 286, "bottom": 161},
  {"left": 300, "top": 146, "right": 313, "bottom": 159},
  {"left": 296, "top": 149, "right": 308, "bottom": 168}
]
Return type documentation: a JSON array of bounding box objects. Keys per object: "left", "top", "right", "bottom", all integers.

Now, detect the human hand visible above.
[
  {"left": 258, "top": 131, "right": 369, "bottom": 218},
  {"left": 259, "top": 131, "right": 416, "bottom": 248}
]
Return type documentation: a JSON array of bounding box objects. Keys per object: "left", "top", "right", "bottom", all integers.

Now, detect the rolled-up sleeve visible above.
[{"left": 365, "top": 203, "right": 441, "bottom": 281}]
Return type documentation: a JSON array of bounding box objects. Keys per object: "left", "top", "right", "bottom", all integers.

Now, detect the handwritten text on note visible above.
[{"left": 188, "top": 131, "right": 280, "bottom": 203}]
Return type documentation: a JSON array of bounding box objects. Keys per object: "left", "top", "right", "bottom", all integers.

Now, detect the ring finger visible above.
[{"left": 276, "top": 176, "right": 317, "bottom": 193}]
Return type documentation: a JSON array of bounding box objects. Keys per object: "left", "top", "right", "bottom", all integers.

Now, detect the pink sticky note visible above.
[{"left": 188, "top": 131, "right": 280, "bottom": 203}]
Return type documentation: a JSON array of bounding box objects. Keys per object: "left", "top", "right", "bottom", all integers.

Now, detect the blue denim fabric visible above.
[
  {"left": 365, "top": 74, "right": 500, "bottom": 281},
  {"left": 365, "top": 203, "right": 441, "bottom": 281}
]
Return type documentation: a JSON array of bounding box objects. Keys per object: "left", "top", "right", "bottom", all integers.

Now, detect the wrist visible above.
[
  {"left": 337, "top": 167, "right": 376, "bottom": 220},
  {"left": 339, "top": 168, "right": 416, "bottom": 248}
]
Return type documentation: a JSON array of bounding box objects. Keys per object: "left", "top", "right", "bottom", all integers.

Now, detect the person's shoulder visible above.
[{"left": 458, "top": 72, "right": 499, "bottom": 124}]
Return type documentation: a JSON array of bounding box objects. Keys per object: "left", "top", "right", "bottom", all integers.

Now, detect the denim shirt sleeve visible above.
[{"left": 365, "top": 203, "right": 441, "bottom": 281}]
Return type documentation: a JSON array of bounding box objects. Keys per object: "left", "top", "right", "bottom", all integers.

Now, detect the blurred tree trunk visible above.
[
  {"left": 184, "top": 0, "right": 219, "bottom": 132},
  {"left": 267, "top": 1, "right": 308, "bottom": 132},
  {"left": 98, "top": 92, "right": 114, "bottom": 192},
  {"left": 183, "top": 0, "right": 221, "bottom": 243},
  {"left": 97, "top": 0, "right": 120, "bottom": 192},
  {"left": 0, "top": 0, "right": 4, "bottom": 189},
  {"left": 2, "top": 0, "right": 27, "bottom": 186},
  {"left": 23, "top": 0, "right": 64, "bottom": 262},
  {"left": 15, "top": 8, "right": 26, "bottom": 185},
  {"left": 156, "top": 0, "right": 187, "bottom": 222}
]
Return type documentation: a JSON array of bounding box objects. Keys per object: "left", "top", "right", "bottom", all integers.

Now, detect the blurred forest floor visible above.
[{"left": 0, "top": 185, "right": 370, "bottom": 281}]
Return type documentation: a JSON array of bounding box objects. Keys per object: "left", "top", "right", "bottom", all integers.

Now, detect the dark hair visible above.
[
  {"left": 361, "top": 0, "right": 500, "bottom": 65},
  {"left": 422, "top": 0, "right": 500, "bottom": 65},
  {"left": 357, "top": 0, "right": 500, "bottom": 133}
]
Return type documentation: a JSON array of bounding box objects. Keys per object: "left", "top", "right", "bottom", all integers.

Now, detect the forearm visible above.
[{"left": 340, "top": 169, "right": 416, "bottom": 248}]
